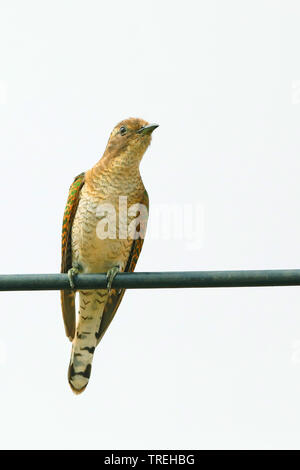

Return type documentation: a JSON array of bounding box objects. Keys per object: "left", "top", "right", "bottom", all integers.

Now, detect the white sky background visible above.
[{"left": 0, "top": 0, "right": 300, "bottom": 450}]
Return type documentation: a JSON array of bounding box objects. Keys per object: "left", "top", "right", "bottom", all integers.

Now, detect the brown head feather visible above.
[{"left": 102, "top": 117, "right": 152, "bottom": 165}]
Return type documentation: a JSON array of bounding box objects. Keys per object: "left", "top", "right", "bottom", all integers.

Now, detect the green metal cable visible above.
[{"left": 0, "top": 269, "right": 300, "bottom": 291}]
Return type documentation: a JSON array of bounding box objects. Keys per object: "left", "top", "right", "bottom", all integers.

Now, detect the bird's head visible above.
[{"left": 103, "top": 117, "right": 159, "bottom": 166}]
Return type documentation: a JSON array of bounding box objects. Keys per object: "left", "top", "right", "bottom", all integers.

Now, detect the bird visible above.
[{"left": 60, "top": 117, "right": 158, "bottom": 394}]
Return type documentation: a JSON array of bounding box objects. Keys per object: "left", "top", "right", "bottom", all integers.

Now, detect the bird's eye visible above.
[{"left": 119, "top": 126, "right": 127, "bottom": 136}]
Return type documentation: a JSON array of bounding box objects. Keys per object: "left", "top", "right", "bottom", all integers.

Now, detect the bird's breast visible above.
[{"left": 71, "top": 184, "right": 147, "bottom": 273}]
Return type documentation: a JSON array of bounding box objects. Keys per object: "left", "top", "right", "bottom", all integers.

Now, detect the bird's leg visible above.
[
  {"left": 106, "top": 266, "right": 120, "bottom": 293},
  {"left": 68, "top": 262, "right": 81, "bottom": 289}
]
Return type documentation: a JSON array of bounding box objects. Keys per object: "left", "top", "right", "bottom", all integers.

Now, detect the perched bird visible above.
[{"left": 61, "top": 117, "right": 158, "bottom": 394}]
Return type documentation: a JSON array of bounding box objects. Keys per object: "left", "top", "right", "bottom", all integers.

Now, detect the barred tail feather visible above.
[{"left": 68, "top": 289, "right": 108, "bottom": 394}]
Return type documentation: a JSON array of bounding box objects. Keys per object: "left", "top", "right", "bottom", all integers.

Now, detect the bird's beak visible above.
[{"left": 137, "top": 123, "right": 159, "bottom": 135}]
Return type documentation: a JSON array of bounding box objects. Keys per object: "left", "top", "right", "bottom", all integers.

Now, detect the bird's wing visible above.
[
  {"left": 60, "top": 172, "right": 85, "bottom": 340},
  {"left": 96, "top": 189, "right": 149, "bottom": 345}
]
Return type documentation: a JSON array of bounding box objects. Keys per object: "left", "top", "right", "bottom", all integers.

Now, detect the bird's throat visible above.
[{"left": 86, "top": 154, "right": 144, "bottom": 198}]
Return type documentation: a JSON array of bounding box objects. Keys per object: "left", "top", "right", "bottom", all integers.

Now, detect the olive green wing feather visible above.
[
  {"left": 60, "top": 172, "right": 85, "bottom": 340},
  {"left": 96, "top": 190, "right": 149, "bottom": 345}
]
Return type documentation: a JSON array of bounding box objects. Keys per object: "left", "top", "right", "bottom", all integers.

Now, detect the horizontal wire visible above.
[{"left": 0, "top": 270, "right": 300, "bottom": 291}]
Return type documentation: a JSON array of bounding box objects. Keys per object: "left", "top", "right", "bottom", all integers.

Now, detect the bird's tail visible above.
[{"left": 68, "top": 289, "right": 108, "bottom": 394}]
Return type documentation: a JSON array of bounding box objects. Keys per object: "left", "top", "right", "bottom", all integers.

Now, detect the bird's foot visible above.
[
  {"left": 106, "top": 266, "right": 120, "bottom": 293},
  {"left": 68, "top": 265, "right": 80, "bottom": 289}
]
